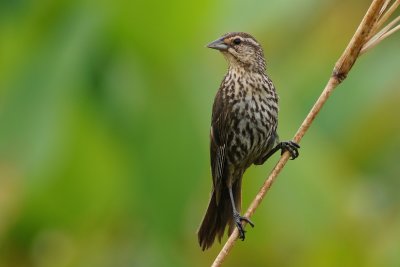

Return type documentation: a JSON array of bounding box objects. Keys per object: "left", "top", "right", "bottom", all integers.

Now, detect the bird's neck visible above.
[
  {"left": 222, "top": 66, "right": 277, "bottom": 101},
  {"left": 226, "top": 66, "right": 268, "bottom": 85},
  {"left": 228, "top": 62, "right": 266, "bottom": 75}
]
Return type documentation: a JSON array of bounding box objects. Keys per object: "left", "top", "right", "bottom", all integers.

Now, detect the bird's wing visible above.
[{"left": 210, "top": 90, "right": 228, "bottom": 204}]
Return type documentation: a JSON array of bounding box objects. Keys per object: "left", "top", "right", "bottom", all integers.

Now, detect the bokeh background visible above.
[{"left": 1, "top": 0, "right": 399, "bottom": 266}]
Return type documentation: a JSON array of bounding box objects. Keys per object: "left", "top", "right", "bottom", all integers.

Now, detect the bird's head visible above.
[{"left": 207, "top": 32, "right": 266, "bottom": 73}]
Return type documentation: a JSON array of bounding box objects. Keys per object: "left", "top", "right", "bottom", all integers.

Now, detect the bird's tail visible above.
[{"left": 197, "top": 180, "right": 242, "bottom": 250}]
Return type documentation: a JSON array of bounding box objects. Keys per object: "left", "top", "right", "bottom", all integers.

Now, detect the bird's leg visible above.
[
  {"left": 258, "top": 141, "right": 300, "bottom": 164},
  {"left": 228, "top": 186, "right": 254, "bottom": 241}
]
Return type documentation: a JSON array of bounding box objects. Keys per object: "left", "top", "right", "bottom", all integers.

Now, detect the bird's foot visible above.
[
  {"left": 280, "top": 141, "right": 300, "bottom": 160},
  {"left": 234, "top": 212, "right": 254, "bottom": 241}
]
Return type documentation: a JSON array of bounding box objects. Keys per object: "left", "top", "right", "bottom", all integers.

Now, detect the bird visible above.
[{"left": 198, "top": 32, "right": 300, "bottom": 250}]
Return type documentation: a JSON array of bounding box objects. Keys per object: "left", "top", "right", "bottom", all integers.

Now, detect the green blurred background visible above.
[{"left": 0, "top": 0, "right": 399, "bottom": 266}]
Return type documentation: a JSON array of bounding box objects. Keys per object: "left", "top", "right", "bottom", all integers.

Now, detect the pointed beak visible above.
[{"left": 206, "top": 38, "right": 228, "bottom": 51}]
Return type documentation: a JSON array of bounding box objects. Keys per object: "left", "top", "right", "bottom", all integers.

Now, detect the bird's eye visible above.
[{"left": 233, "top": 38, "right": 241, "bottom": 45}]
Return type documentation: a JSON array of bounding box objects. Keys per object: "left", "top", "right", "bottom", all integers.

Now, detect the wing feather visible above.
[{"left": 210, "top": 90, "right": 228, "bottom": 204}]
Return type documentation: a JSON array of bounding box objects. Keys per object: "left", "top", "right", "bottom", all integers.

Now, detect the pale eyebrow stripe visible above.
[
  {"left": 243, "top": 37, "right": 259, "bottom": 47},
  {"left": 226, "top": 35, "right": 260, "bottom": 49}
]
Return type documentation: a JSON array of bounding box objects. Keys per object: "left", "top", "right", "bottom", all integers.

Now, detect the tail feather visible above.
[{"left": 197, "top": 180, "right": 242, "bottom": 250}]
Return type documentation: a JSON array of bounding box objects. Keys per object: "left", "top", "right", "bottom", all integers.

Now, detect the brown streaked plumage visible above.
[{"left": 198, "top": 32, "right": 300, "bottom": 250}]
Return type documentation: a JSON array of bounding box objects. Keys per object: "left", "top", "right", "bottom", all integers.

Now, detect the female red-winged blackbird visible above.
[{"left": 198, "top": 32, "right": 300, "bottom": 250}]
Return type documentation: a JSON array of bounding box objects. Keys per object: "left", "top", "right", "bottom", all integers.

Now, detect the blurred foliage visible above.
[{"left": 0, "top": 0, "right": 399, "bottom": 266}]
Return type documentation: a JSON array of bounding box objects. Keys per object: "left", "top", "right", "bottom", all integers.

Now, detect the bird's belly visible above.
[{"left": 227, "top": 108, "right": 276, "bottom": 167}]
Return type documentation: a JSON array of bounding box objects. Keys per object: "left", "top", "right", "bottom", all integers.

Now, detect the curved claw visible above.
[
  {"left": 240, "top": 216, "right": 254, "bottom": 228},
  {"left": 235, "top": 220, "right": 246, "bottom": 240},
  {"left": 280, "top": 141, "right": 300, "bottom": 160},
  {"left": 234, "top": 213, "right": 255, "bottom": 241}
]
